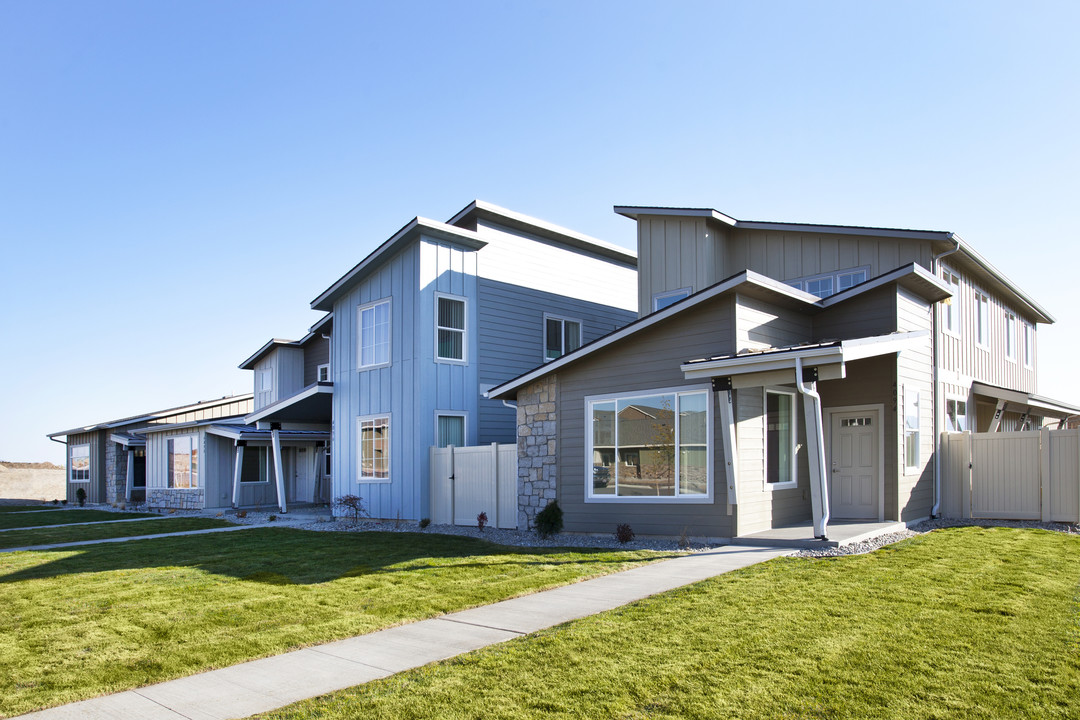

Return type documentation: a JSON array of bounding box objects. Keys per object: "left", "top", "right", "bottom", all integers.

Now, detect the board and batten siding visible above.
[
  {"left": 253, "top": 347, "right": 304, "bottom": 411},
  {"left": 896, "top": 288, "right": 935, "bottom": 521},
  {"left": 143, "top": 398, "right": 254, "bottom": 427},
  {"left": 65, "top": 430, "right": 106, "bottom": 504},
  {"left": 554, "top": 294, "right": 737, "bottom": 537},
  {"left": 145, "top": 426, "right": 206, "bottom": 491},
  {"left": 635, "top": 216, "right": 722, "bottom": 316}
]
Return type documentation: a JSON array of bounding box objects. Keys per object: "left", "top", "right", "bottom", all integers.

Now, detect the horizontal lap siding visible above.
[
  {"left": 556, "top": 296, "right": 736, "bottom": 537},
  {"left": 736, "top": 294, "right": 812, "bottom": 351},
  {"left": 897, "top": 289, "right": 935, "bottom": 520},
  {"left": 303, "top": 337, "right": 330, "bottom": 385},
  {"left": 813, "top": 286, "right": 898, "bottom": 340}
]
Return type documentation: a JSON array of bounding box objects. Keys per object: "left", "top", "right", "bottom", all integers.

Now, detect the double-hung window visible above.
[
  {"left": 904, "top": 388, "right": 921, "bottom": 471},
  {"left": 357, "top": 415, "right": 390, "bottom": 482},
  {"left": 1005, "top": 312, "right": 1017, "bottom": 362},
  {"left": 1023, "top": 321, "right": 1034, "bottom": 369},
  {"left": 544, "top": 315, "right": 582, "bottom": 361},
  {"left": 317, "top": 363, "right": 330, "bottom": 382},
  {"left": 167, "top": 435, "right": 199, "bottom": 489},
  {"left": 975, "top": 291, "right": 990, "bottom": 348},
  {"left": 358, "top": 299, "right": 390, "bottom": 368},
  {"left": 436, "top": 294, "right": 466, "bottom": 362},
  {"left": 765, "top": 390, "right": 797, "bottom": 488},
  {"left": 942, "top": 268, "right": 961, "bottom": 336},
  {"left": 69, "top": 444, "right": 90, "bottom": 483},
  {"left": 587, "top": 387, "right": 710, "bottom": 501}
]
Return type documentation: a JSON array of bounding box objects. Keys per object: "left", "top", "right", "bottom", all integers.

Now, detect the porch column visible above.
[
  {"left": 988, "top": 400, "right": 1007, "bottom": 432},
  {"left": 313, "top": 443, "right": 326, "bottom": 504},
  {"left": 125, "top": 448, "right": 134, "bottom": 503},
  {"left": 232, "top": 441, "right": 245, "bottom": 508},
  {"left": 714, "top": 383, "right": 739, "bottom": 512},
  {"left": 271, "top": 427, "right": 287, "bottom": 513},
  {"left": 795, "top": 358, "right": 830, "bottom": 539}
]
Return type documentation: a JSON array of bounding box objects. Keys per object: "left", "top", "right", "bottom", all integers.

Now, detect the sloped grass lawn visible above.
[
  {"left": 258, "top": 527, "right": 1080, "bottom": 720},
  {"left": 0, "top": 509, "right": 157, "bottom": 529},
  {"left": 0, "top": 517, "right": 232, "bottom": 549},
  {"left": 0, "top": 505, "right": 62, "bottom": 513},
  {"left": 0, "top": 527, "right": 672, "bottom": 717}
]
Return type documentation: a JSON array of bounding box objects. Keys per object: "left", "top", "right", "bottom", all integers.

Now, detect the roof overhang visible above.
[
  {"left": 681, "top": 331, "right": 929, "bottom": 388},
  {"left": 311, "top": 218, "right": 487, "bottom": 312},
  {"left": 206, "top": 425, "right": 331, "bottom": 443},
  {"left": 239, "top": 338, "right": 300, "bottom": 370},
  {"left": 244, "top": 383, "right": 333, "bottom": 425},
  {"left": 47, "top": 394, "right": 255, "bottom": 439},
  {"left": 108, "top": 433, "right": 146, "bottom": 448},
  {"left": 821, "top": 262, "right": 952, "bottom": 307},
  {"left": 970, "top": 382, "right": 1080, "bottom": 419}
]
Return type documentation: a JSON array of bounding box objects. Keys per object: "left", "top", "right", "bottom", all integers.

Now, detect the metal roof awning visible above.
[
  {"left": 108, "top": 432, "right": 146, "bottom": 448},
  {"left": 970, "top": 382, "right": 1080, "bottom": 419},
  {"left": 244, "top": 383, "right": 333, "bottom": 425},
  {"left": 207, "top": 424, "right": 331, "bottom": 443}
]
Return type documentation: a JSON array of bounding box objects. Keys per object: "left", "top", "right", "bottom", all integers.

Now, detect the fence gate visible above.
[{"left": 429, "top": 443, "right": 517, "bottom": 529}]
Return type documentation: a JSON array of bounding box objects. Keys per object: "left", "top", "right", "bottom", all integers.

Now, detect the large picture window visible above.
[
  {"left": 544, "top": 315, "right": 582, "bottom": 361},
  {"left": 436, "top": 294, "right": 466, "bottom": 362},
  {"left": 765, "top": 390, "right": 796, "bottom": 488},
  {"left": 69, "top": 444, "right": 90, "bottom": 483},
  {"left": 359, "top": 299, "right": 391, "bottom": 368},
  {"left": 167, "top": 435, "right": 199, "bottom": 489},
  {"left": 587, "top": 388, "right": 709, "bottom": 501},
  {"left": 357, "top": 415, "right": 390, "bottom": 482}
]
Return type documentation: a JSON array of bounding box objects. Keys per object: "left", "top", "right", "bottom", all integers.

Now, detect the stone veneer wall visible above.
[
  {"left": 516, "top": 375, "right": 558, "bottom": 531},
  {"left": 104, "top": 441, "right": 127, "bottom": 506},
  {"left": 148, "top": 488, "right": 204, "bottom": 510}
]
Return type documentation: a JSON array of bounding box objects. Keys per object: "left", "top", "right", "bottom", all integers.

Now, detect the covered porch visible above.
[{"left": 732, "top": 519, "right": 911, "bottom": 549}]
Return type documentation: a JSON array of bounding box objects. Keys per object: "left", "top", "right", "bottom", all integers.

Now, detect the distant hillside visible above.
[{"left": 0, "top": 461, "right": 64, "bottom": 470}]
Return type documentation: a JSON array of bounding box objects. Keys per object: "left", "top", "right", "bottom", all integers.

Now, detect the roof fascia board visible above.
[
  {"left": 49, "top": 394, "right": 255, "bottom": 437},
  {"left": 243, "top": 383, "right": 332, "bottom": 425},
  {"left": 238, "top": 339, "right": 300, "bottom": 370},
  {"left": 954, "top": 239, "right": 1054, "bottom": 324},
  {"left": 737, "top": 221, "right": 953, "bottom": 242},
  {"left": 311, "top": 218, "right": 486, "bottom": 311},
  {"left": 681, "top": 347, "right": 844, "bottom": 379},
  {"left": 820, "top": 263, "right": 951, "bottom": 307},
  {"left": 614, "top": 206, "right": 738, "bottom": 226}
]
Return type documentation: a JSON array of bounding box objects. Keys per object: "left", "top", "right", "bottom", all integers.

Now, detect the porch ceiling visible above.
[
  {"left": 971, "top": 381, "right": 1080, "bottom": 419},
  {"left": 245, "top": 383, "right": 333, "bottom": 425}
]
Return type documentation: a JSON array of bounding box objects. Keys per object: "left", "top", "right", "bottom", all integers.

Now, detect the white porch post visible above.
[
  {"left": 125, "top": 449, "right": 134, "bottom": 503},
  {"left": 716, "top": 388, "right": 739, "bottom": 513},
  {"left": 795, "top": 358, "right": 830, "bottom": 539},
  {"left": 314, "top": 444, "right": 326, "bottom": 504},
  {"left": 988, "top": 400, "right": 1007, "bottom": 432},
  {"left": 232, "top": 442, "right": 245, "bottom": 508},
  {"left": 271, "top": 428, "right": 287, "bottom": 513}
]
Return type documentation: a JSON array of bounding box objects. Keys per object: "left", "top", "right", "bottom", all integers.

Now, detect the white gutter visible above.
[
  {"left": 931, "top": 237, "right": 961, "bottom": 518},
  {"left": 795, "top": 357, "right": 830, "bottom": 539}
]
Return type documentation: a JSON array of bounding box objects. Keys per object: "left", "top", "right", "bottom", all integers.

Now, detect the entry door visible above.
[
  {"left": 290, "top": 447, "right": 315, "bottom": 503},
  {"left": 829, "top": 411, "right": 880, "bottom": 520}
]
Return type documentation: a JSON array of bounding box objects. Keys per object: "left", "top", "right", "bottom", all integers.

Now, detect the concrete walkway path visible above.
[
  {"left": 0, "top": 523, "right": 279, "bottom": 553},
  {"left": 18, "top": 544, "right": 790, "bottom": 720},
  {"left": 0, "top": 515, "right": 176, "bottom": 533}
]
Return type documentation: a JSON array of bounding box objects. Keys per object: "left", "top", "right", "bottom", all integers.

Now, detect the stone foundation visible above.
[
  {"left": 148, "top": 488, "right": 204, "bottom": 510},
  {"left": 516, "top": 375, "right": 558, "bottom": 531}
]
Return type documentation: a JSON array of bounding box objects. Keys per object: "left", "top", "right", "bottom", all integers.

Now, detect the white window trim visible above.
[
  {"left": 941, "top": 266, "right": 961, "bottom": 339},
  {"left": 1005, "top": 312, "right": 1017, "bottom": 363},
  {"left": 434, "top": 292, "right": 468, "bottom": 364},
  {"left": 167, "top": 434, "right": 200, "bottom": 490},
  {"left": 974, "top": 289, "right": 991, "bottom": 350},
  {"left": 764, "top": 388, "right": 799, "bottom": 490},
  {"left": 357, "top": 298, "right": 392, "bottom": 370},
  {"left": 542, "top": 313, "right": 583, "bottom": 362},
  {"left": 317, "top": 363, "right": 331, "bottom": 382},
  {"left": 239, "top": 445, "right": 271, "bottom": 484},
  {"left": 788, "top": 265, "right": 871, "bottom": 299},
  {"left": 356, "top": 414, "right": 391, "bottom": 484},
  {"left": 944, "top": 395, "right": 969, "bottom": 433},
  {"left": 434, "top": 411, "right": 468, "bottom": 448},
  {"left": 903, "top": 387, "right": 921, "bottom": 472},
  {"left": 652, "top": 287, "right": 692, "bottom": 312},
  {"left": 584, "top": 384, "right": 713, "bottom": 504},
  {"left": 1023, "top": 321, "right": 1034, "bottom": 369},
  {"left": 69, "top": 443, "right": 90, "bottom": 484}
]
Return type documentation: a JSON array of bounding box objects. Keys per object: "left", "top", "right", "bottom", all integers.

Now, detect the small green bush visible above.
[
  {"left": 615, "top": 523, "right": 635, "bottom": 544},
  {"left": 334, "top": 494, "right": 369, "bottom": 522},
  {"left": 534, "top": 501, "right": 563, "bottom": 539},
  {"left": 418, "top": 517, "right": 431, "bottom": 529},
  {"left": 75, "top": 488, "right": 86, "bottom": 507}
]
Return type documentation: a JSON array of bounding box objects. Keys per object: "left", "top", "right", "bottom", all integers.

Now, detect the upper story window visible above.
[
  {"left": 1023, "top": 321, "right": 1034, "bottom": 369},
  {"left": 788, "top": 266, "right": 869, "bottom": 299},
  {"left": 69, "top": 444, "right": 90, "bottom": 483},
  {"left": 317, "top": 363, "right": 330, "bottom": 382},
  {"left": 436, "top": 294, "right": 466, "bottom": 362},
  {"left": 941, "top": 268, "right": 961, "bottom": 337},
  {"left": 544, "top": 315, "right": 582, "bottom": 361},
  {"left": 257, "top": 368, "right": 273, "bottom": 392},
  {"left": 975, "top": 291, "right": 990, "bottom": 348},
  {"left": 358, "top": 299, "right": 391, "bottom": 368},
  {"left": 1005, "top": 313, "right": 1017, "bottom": 362},
  {"left": 167, "top": 435, "right": 199, "bottom": 489},
  {"left": 653, "top": 288, "right": 691, "bottom": 312}
]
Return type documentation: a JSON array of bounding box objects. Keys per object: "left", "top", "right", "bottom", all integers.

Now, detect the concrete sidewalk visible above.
[
  {"left": 18, "top": 544, "right": 790, "bottom": 720},
  {"left": 1, "top": 523, "right": 276, "bottom": 553}
]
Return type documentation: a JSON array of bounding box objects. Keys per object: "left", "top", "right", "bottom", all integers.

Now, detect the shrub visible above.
[
  {"left": 334, "top": 494, "right": 369, "bottom": 522},
  {"left": 534, "top": 501, "right": 563, "bottom": 539},
  {"left": 477, "top": 511, "right": 488, "bottom": 532},
  {"left": 615, "top": 523, "right": 635, "bottom": 544},
  {"left": 419, "top": 517, "right": 431, "bottom": 529},
  {"left": 235, "top": 510, "right": 248, "bottom": 519},
  {"left": 268, "top": 514, "right": 277, "bottom": 522},
  {"left": 61, "top": 499, "right": 68, "bottom": 506},
  {"left": 52, "top": 499, "right": 59, "bottom": 505},
  {"left": 75, "top": 488, "right": 86, "bottom": 507}
]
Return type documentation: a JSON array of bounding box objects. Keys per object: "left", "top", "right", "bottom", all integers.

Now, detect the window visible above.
[
  {"left": 167, "top": 435, "right": 199, "bottom": 489},
  {"left": 436, "top": 294, "right": 466, "bottom": 362},
  {"left": 942, "top": 268, "right": 961, "bottom": 336},
  {"left": 436, "top": 414, "right": 465, "bottom": 448},
  {"left": 544, "top": 315, "right": 582, "bottom": 361},
  {"left": 904, "top": 388, "right": 921, "bottom": 470},
  {"left": 317, "top": 363, "right": 330, "bottom": 382},
  {"left": 1005, "top": 313, "right": 1017, "bottom": 362},
  {"left": 358, "top": 299, "right": 390, "bottom": 368},
  {"left": 836, "top": 269, "right": 867, "bottom": 291},
  {"left": 357, "top": 415, "right": 390, "bottom": 482},
  {"left": 945, "top": 398, "right": 968, "bottom": 432},
  {"left": 765, "top": 390, "right": 797, "bottom": 488},
  {"left": 1023, "top": 321, "right": 1034, "bottom": 368},
  {"left": 587, "top": 388, "right": 710, "bottom": 501},
  {"left": 788, "top": 266, "right": 870, "bottom": 299},
  {"left": 975, "top": 291, "right": 990, "bottom": 347},
  {"left": 69, "top": 444, "right": 90, "bottom": 483},
  {"left": 653, "top": 288, "right": 691, "bottom": 312},
  {"left": 804, "top": 276, "right": 834, "bottom": 299},
  {"left": 240, "top": 447, "right": 269, "bottom": 483}
]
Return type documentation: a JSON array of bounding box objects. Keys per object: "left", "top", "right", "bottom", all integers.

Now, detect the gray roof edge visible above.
[{"left": 47, "top": 394, "right": 255, "bottom": 439}]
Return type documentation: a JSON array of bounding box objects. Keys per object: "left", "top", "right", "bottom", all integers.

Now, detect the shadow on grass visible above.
[{"left": 0, "top": 527, "right": 678, "bottom": 586}]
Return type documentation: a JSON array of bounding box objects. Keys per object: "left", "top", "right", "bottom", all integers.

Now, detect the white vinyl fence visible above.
[
  {"left": 940, "top": 429, "right": 1080, "bottom": 523},
  {"left": 429, "top": 443, "right": 517, "bottom": 529}
]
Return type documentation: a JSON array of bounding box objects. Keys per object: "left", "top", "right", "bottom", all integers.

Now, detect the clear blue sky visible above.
[{"left": 2, "top": 1, "right": 1077, "bottom": 463}]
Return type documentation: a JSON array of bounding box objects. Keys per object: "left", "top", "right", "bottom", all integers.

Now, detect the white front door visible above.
[{"left": 829, "top": 410, "right": 880, "bottom": 520}]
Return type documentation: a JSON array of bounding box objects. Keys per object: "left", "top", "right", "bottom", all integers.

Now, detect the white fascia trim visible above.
[
  {"left": 244, "top": 384, "right": 333, "bottom": 425},
  {"left": 737, "top": 221, "right": 953, "bottom": 242},
  {"left": 820, "top": 263, "right": 950, "bottom": 307},
  {"left": 486, "top": 270, "right": 817, "bottom": 399},
  {"left": 955, "top": 237, "right": 1055, "bottom": 324},
  {"left": 108, "top": 433, "right": 145, "bottom": 447},
  {"left": 238, "top": 339, "right": 300, "bottom": 370},
  {"left": 614, "top": 206, "right": 738, "bottom": 226}
]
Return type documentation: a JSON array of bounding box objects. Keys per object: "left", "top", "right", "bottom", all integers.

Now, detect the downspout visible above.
[
  {"left": 795, "top": 357, "right": 830, "bottom": 539},
  {"left": 931, "top": 236, "right": 961, "bottom": 518}
]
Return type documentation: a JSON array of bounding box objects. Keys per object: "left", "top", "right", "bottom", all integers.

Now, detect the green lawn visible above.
[
  {"left": 0, "top": 509, "right": 158, "bottom": 530},
  {"left": 0, "top": 505, "right": 62, "bottom": 513},
  {"left": 0, "top": 517, "right": 233, "bottom": 549},
  {"left": 256, "top": 527, "right": 1080, "bottom": 720},
  {"left": 0, "top": 528, "right": 672, "bottom": 717}
]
